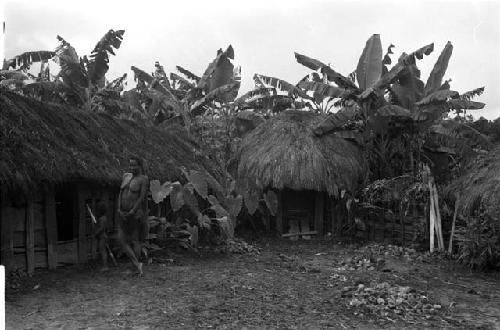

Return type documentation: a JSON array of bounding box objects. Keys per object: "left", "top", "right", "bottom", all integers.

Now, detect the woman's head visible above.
[{"left": 129, "top": 156, "right": 145, "bottom": 175}]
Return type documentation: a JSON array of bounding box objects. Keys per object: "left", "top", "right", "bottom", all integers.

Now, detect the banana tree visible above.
[
  {"left": 49, "top": 29, "right": 126, "bottom": 112},
  {"left": 129, "top": 45, "right": 241, "bottom": 125},
  {"left": 296, "top": 34, "right": 487, "bottom": 180},
  {"left": 232, "top": 72, "right": 346, "bottom": 114}
]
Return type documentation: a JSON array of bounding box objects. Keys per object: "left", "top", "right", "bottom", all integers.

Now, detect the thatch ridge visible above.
[
  {"left": 236, "top": 110, "right": 366, "bottom": 195},
  {"left": 446, "top": 145, "right": 500, "bottom": 219},
  {"left": 0, "top": 92, "right": 219, "bottom": 193}
]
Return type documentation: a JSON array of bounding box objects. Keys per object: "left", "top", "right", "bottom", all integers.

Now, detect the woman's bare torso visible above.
[{"left": 120, "top": 175, "right": 146, "bottom": 211}]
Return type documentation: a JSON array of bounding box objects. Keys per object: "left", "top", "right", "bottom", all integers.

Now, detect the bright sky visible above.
[{"left": 4, "top": 0, "right": 500, "bottom": 119}]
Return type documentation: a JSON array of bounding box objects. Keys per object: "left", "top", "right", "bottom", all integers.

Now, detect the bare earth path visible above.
[{"left": 6, "top": 239, "right": 500, "bottom": 329}]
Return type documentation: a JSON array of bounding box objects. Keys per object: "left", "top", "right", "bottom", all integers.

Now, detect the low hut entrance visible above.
[
  {"left": 281, "top": 189, "right": 315, "bottom": 238},
  {"left": 55, "top": 185, "right": 79, "bottom": 265}
]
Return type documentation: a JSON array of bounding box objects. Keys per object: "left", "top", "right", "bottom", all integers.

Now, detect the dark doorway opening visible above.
[
  {"left": 282, "top": 189, "right": 316, "bottom": 234},
  {"left": 55, "top": 186, "right": 76, "bottom": 241}
]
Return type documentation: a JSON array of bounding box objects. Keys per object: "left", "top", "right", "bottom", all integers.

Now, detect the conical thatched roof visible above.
[
  {"left": 446, "top": 145, "right": 500, "bottom": 219},
  {"left": 0, "top": 92, "right": 219, "bottom": 193},
  {"left": 236, "top": 110, "right": 366, "bottom": 196}
]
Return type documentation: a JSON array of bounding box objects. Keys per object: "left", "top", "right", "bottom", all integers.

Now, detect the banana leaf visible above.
[
  {"left": 297, "top": 81, "right": 347, "bottom": 99},
  {"left": 376, "top": 104, "right": 412, "bottom": 118},
  {"left": 131, "top": 65, "right": 154, "bottom": 84},
  {"left": 87, "top": 29, "right": 125, "bottom": 86},
  {"left": 416, "top": 89, "right": 459, "bottom": 106},
  {"left": 460, "top": 87, "right": 485, "bottom": 100},
  {"left": 253, "top": 74, "right": 309, "bottom": 99},
  {"left": 294, "top": 52, "right": 358, "bottom": 90},
  {"left": 6, "top": 51, "right": 55, "bottom": 69},
  {"left": 424, "top": 41, "right": 452, "bottom": 96},
  {"left": 176, "top": 65, "right": 200, "bottom": 82},
  {"left": 448, "top": 99, "right": 485, "bottom": 110},
  {"left": 313, "top": 105, "right": 360, "bottom": 136},
  {"left": 356, "top": 34, "right": 383, "bottom": 90}
]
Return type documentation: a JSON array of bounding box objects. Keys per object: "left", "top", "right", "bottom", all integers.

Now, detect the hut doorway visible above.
[
  {"left": 282, "top": 189, "right": 316, "bottom": 238},
  {"left": 55, "top": 186, "right": 78, "bottom": 265},
  {"left": 55, "top": 186, "right": 76, "bottom": 241}
]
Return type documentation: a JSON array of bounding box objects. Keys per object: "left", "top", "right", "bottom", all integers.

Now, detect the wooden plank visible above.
[
  {"left": 77, "top": 186, "right": 88, "bottom": 263},
  {"left": 44, "top": 189, "right": 58, "bottom": 269},
  {"left": 101, "top": 190, "right": 111, "bottom": 230},
  {"left": 448, "top": 194, "right": 460, "bottom": 254},
  {"left": 1, "top": 189, "right": 14, "bottom": 267},
  {"left": 314, "top": 192, "right": 325, "bottom": 236},
  {"left": 90, "top": 193, "right": 97, "bottom": 259},
  {"left": 35, "top": 250, "right": 48, "bottom": 268},
  {"left": 264, "top": 209, "right": 271, "bottom": 234},
  {"left": 113, "top": 193, "right": 119, "bottom": 230},
  {"left": 26, "top": 196, "right": 35, "bottom": 275},
  {"left": 282, "top": 231, "right": 318, "bottom": 238},
  {"left": 276, "top": 190, "right": 283, "bottom": 236}
]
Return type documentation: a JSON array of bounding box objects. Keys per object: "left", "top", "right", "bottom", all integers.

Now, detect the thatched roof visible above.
[
  {"left": 446, "top": 145, "right": 500, "bottom": 219},
  {"left": 236, "top": 110, "right": 366, "bottom": 196},
  {"left": 0, "top": 92, "right": 219, "bottom": 194}
]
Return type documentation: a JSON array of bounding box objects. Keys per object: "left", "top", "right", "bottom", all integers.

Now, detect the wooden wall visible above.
[
  {"left": 0, "top": 184, "right": 118, "bottom": 274},
  {"left": 354, "top": 206, "right": 427, "bottom": 246}
]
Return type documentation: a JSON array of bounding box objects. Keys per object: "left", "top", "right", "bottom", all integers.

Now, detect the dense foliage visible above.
[{"left": 2, "top": 30, "right": 495, "bottom": 267}]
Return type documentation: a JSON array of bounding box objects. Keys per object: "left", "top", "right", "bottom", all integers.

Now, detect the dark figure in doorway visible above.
[
  {"left": 93, "top": 201, "right": 109, "bottom": 271},
  {"left": 117, "top": 156, "right": 149, "bottom": 275}
]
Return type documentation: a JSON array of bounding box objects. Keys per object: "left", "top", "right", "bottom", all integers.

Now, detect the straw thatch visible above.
[
  {"left": 236, "top": 110, "right": 366, "bottom": 195},
  {"left": 446, "top": 145, "right": 500, "bottom": 219},
  {"left": 0, "top": 92, "right": 219, "bottom": 193}
]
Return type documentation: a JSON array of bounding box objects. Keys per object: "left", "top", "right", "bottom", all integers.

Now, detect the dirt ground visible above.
[{"left": 5, "top": 238, "right": 500, "bottom": 330}]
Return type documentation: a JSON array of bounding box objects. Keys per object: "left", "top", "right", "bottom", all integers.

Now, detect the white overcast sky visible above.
[{"left": 3, "top": 0, "right": 500, "bottom": 119}]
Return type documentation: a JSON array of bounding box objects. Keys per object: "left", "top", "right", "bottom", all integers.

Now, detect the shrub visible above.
[{"left": 455, "top": 212, "right": 500, "bottom": 270}]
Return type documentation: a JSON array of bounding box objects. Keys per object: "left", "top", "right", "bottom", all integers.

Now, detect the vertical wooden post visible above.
[
  {"left": 113, "top": 193, "right": 120, "bottom": 231},
  {"left": 26, "top": 196, "right": 35, "bottom": 275},
  {"left": 77, "top": 186, "right": 88, "bottom": 263},
  {"left": 44, "top": 188, "right": 58, "bottom": 270},
  {"left": 329, "top": 200, "right": 335, "bottom": 236},
  {"left": 264, "top": 209, "right": 271, "bottom": 234},
  {"left": 90, "top": 192, "right": 97, "bottom": 259},
  {"left": 1, "top": 188, "right": 13, "bottom": 267},
  {"left": 314, "top": 192, "right": 325, "bottom": 236},
  {"left": 276, "top": 190, "right": 283, "bottom": 236},
  {"left": 101, "top": 190, "right": 111, "bottom": 233}
]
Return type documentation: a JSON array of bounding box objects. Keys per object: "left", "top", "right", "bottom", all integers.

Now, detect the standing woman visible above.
[{"left": 117, "top": 156, "right": 149, "bottom": 275}]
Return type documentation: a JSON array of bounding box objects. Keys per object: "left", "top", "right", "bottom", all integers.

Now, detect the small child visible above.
[{"left": 93, "top": 201, "right": 109, "bottom": 271}]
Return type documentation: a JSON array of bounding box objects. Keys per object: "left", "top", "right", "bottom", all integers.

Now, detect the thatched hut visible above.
[
  {"left": 236, "top": 110, "right": 366, "bottom": 237},
  {"left": 446, "top": 145, "right": 500, "bottom": 221},
  {"left": 0, "top": 92, "right": 217, "bottom": 273}
]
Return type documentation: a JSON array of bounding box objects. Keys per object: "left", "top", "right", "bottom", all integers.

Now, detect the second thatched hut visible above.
[{"left": 236, "top": 110, "right": 366, "bottom": 237}]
